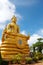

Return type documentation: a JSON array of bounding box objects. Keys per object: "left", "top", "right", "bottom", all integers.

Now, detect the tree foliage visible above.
[{"left": 32, "top": 38, "right": 43, "bottom": 53}]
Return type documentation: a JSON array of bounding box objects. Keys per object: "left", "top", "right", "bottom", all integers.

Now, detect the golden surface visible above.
[
  {"left": 0, "top": 46, "right": 1, "bottom": 53},
  {"left": 1, "top": 16, "right": 30, "bottom": 61}
]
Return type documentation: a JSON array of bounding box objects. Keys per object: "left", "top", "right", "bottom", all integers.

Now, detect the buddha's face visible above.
[{"left": 11, "top": 16, "right": 17, "bottom": 23}]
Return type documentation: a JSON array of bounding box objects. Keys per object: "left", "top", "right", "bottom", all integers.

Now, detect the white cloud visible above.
[
  {"left": 37, "top": 29, "right": 43, "bottom": 36},
  {"left": 0, "top": 40, "right": 2, "bottom": 45},
  {"left": 0, "top": 0, "right": 21, "bottom": 30},
  {"left": 20, "top": 30, "right": 27, "bottom": 35},
  {"left": 28, "top": 29, "right": 43, "bottom": 46},
  {"left": 28, "top": 34, "right": 43, "bottom": 46},
  {"left": 0, "top": 24, "right": 5, "bottom": 30},
  {"left": 0, "top": 0, "right": 15, "bottom": 29},
  {"left": 0, "top": 0, "right": 16, "bottom": 22}
]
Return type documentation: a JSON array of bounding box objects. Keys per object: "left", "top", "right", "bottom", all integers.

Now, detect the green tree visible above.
[{"left": 33, "top": 38, "right": 43, "bottom": 53}]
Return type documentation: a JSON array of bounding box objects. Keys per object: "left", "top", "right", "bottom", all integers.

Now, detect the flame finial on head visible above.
[{"left": 11, "top": 16, "right": 17, "bottom": 23}]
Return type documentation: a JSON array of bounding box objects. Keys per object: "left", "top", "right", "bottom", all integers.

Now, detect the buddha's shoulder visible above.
[{"left": 7, "top": 23, "right": 14, "bottom": 26}]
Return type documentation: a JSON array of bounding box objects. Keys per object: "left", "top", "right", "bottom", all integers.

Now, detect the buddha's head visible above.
[{"left": 11, "top": 16, "right": 17, "bottom": 23}]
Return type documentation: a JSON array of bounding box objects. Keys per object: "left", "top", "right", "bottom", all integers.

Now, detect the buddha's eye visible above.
[{"left": 18, "top": 39, "right": 22, "bottom": 44}]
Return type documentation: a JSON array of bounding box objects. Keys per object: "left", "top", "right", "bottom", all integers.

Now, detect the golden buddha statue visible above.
[
  {"left": 7, "top": 16, "right": 19, "bottom": 33},
  {"left": 2, "top": 16, "right": 19, "bottom": 42},
  {"left": 1, "top": 16, "right": 30, "bottom": 61}
]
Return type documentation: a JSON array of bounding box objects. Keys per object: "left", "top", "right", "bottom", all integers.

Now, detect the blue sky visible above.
[
  {"left": 0, "top": 0, "right": 43, "bottom": 46},
  {"left": 10, "top": 0, "right": 43, "bottom": 35}
]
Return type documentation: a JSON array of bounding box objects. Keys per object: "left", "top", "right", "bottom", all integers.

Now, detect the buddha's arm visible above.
[{"left": 7, "top": 24, "right": 11, "bottom": 33}]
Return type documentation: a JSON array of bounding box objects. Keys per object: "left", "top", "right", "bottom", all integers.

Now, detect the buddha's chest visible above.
[{"left": 7, "top": 23, "right": 18, "bottom": 33}]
